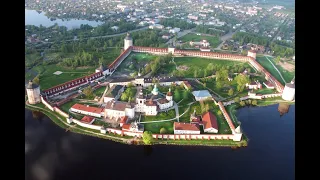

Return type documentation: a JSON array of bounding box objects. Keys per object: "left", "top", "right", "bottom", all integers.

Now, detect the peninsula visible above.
[{"left": 25, "top": 33, "right": 295, "bottom": 147}]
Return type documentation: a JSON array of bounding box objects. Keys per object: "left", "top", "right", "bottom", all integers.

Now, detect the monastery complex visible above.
[{"left": 26, "top": 33, "right": 295, "bottom": 143}]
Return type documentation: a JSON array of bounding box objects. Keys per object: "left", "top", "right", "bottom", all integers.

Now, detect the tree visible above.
[
  {"left": 148, "top": 85, "right": 153, "bottom": 92},
  {"left": 205, "top": 104, "right": 210, "bottom": 112},
  {"left": 275, "top": 56, "right": 281, "bottom": 64},
  {"left": 217, "top": 110, "right": 222, "bottom": 116},
  {"left": 194, "top": 69, "right": 198, "bottom": 78},
  {"left": 160, "top": 127, "right": 167, "bottom": 134},
  {"left": 239, "top": 101, "right": 246, "bottom": 106},
  {"left": 204, "top": 69, "right": 207, "bottom": 78},
  {"left": 216, "top": 81, "right": 223, "bottom": 89},
  {"left": 33, "top": 75, "right": 40, "bottom": 85},
  {"left": 182, "top": 90, "right": 189, "bottom": 100},
  {"left": 228, "top": 88, "right": 234, "bottom": 96},
  {"left": 252, "top": 100, "right": 258, "bottom": 106},
  {"left": 234, "top": 97, "right": 240, "bottom": 103},
  {"left": 142, "top": 131, "right": 153, "bottom": 145},
  {"left": 174, "top": 89, "right": 181, "bottom": 102},
  {"left": 235, "top": 74, "right": 250, "bottom": 92},
  {"left": 83, "top": 86, "right": 94, "bottom": 98}
]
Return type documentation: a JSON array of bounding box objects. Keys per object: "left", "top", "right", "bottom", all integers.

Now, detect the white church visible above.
[{"left": 71, "top": 84, "right": 174, "bottom": 121}]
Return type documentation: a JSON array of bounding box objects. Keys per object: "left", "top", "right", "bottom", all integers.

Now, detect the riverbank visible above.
[{"left": 25, "top": 102, "right": 248, "bottom": 147}]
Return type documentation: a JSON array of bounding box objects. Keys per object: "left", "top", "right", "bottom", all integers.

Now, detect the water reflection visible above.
[
  {"left": 32, "top": 111, "right": 44, "bottom": 123},
  {"left": 143, "top": 145, "right": 153, "bottom": 156},
  {"left": 278, "top": 103, "right": 290, "bottom": 117}
]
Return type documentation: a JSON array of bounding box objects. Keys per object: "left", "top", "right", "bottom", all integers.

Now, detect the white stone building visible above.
[
  {"left": 26, "top": 80, "right": 41, "bottom": 104},
  {"left": 192, "top": 90, "right": 212, "bottom": 101},
  {"left": 282, "top": 78, "right": 295, "bottom": 101},
  {"left": 70, "top": 104, "right": 104, "bottom": 118},
  {"left": 124, "top": 33, "right": 133, "bottom": 50},
  {"left": 201, "top": 112, "right": 219, "bottom": 133},
  {"left": 104, "top": 100, "right": 135, "bottom": 119},
  {"left": 174, "top": 122, "right": 200, "bottom": 134}
]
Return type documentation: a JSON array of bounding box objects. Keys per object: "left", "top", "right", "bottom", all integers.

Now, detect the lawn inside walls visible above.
[
  {"left": 141, "top": 109, "right": 176, "bottom": 134},
  {"left": 256, "top": 56, "right": 294, "bottom": 85}
]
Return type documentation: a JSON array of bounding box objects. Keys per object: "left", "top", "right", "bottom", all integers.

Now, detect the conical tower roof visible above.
[{"left": 26, "top": 80, "right": 39, "bottom": 89}]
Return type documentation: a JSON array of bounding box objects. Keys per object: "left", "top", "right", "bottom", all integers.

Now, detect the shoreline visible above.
[{"left": 25, "top": 102, "right": 250, "bottom": 147}]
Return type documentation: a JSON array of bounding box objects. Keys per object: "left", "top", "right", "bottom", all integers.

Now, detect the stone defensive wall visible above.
[
  {"left": 43, "top": 71, "right": 104, "bottom": 97},
  {"left": 108, "top": 46, "right": 132, "bottom": 73},
  {"left": 218, "top": 101, "right": 236, "bottom": 132},
  {"left": 41, "top": 45, "right": 283, "bottom": 98},
  {"left": 152, "top": 134, "right": 234, "bottom": 140},
  {"left": 40, "top": 95, "right": 242, "bottom": 141},
  {"left": 132, "top": 46, "right": 169, "bottom": 55}
]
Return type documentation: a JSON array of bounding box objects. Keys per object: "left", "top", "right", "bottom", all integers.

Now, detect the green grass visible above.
[
  {"left": 162, "top": 57, "right": 251, "bottom": 78},
  {"left": 256, "top": 56, "right": 295, "bottom": 85},
  {"left": 255, "top": 88, "right": 277, "bottom": 95},
  {"left": 179, "top": 33, "right": 221, "bottom": 48},
  {"left": 31, "top": 64, "right": 96, "bottom": 90},
  {"left": 226, "top": 104, "right": 240, "bottom": 127},
  {"left": 94, "top": 86, "right": 106, "bottom": 97},
  {"left": 116, "top": 52, "right": 158, "bottom": 73},
  {"left": 59, "top": 100, "right": 77, "bottom": 113},
  {"left": 141, "top": 110, "right": 177, "bottom": 134},
  {"left": 25, "top": 53, "right": 42, "bottom": 68}
]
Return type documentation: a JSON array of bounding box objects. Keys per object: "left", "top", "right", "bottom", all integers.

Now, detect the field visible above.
[
  {"left": 255, "top": 88, "right": 277, "bottom": 95},
  {"left": 161, "top": 57, "right": 253, "bottom": 78},
  {"left": 141, "top": 110, "right": 177, "bottom": 134},
  {"left": 29, "top": 64, "right": 96, "bottom": 90},
  {"left": 256, "top": 56, "right": 295, "bottom": 85},
  {"left": 25, "top": 48, "right": 121, "bottom": 89},
  {"left": 94, "top": 86, "right": 106, "bottom": 97},
  {"left": 179, "top": 33, "right": 221, "bottom": 48}
]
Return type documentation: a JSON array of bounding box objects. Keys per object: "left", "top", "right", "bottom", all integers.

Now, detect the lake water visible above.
[
  {"left": 25, "top": 9, "right": 103, "bottom": 30},
  {"left": 25, "top": 104, "right": 294, "bottom": 180}
]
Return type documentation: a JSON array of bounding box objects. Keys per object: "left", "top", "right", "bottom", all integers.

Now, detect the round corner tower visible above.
[
  {"left": 247, "top": 50, "right": 257, "bottom": 59},
  {"left": 124, "top": 33, "right": 133, "bottom": 50},
  {"left": 282, "top": 78, "right": 295, "bottom": 101},
  {"left": 26, "top": 80, "right": 41, "bottom": 104}
]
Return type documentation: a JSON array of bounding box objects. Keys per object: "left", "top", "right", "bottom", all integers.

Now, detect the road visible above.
[
  {"left": 165, "top": 28, "right": 196, "bottom": 45},
  {"left": 42, "top": 26, "right": 149, "bottom": 43}
]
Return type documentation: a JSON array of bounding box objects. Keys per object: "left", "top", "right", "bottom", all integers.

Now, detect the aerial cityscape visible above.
[{"left": 25, "top": 0, "right": 295, "bottom": 179}]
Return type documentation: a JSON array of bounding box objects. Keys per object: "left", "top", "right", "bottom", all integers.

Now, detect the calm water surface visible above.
[
  {"left": 25, "top": 104, "right": 295, "bottom": 180},
  {"left": 25, "top": 9, "right": 103, "bottom": 30}
]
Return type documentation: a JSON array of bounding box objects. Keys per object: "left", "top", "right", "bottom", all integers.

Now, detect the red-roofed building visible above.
[
  {"left": 182, "top": 81, "right": 192, "bottom": 90},
  {"left": 80, "top": 116, "right": 95, "bottom": 124},
  {"left": 119, "top": 116, "right": 128, "bottom": 127},
  {"left": 201, "top": 111, "right": 218, "bottom": 133},
  {"left": 263, "top": 81, "right": 275, "bottom": 89},
  {"left": 70, "top": 104, "right": 104, "bottom": 118},
  {"left": 173, "top": 122, "right": 200, "bottom": 134},
  {"left": 122, "top": 124, "right": 130, "bottom": 131}
]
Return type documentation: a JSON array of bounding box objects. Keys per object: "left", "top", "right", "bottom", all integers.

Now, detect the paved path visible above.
[
  {"left": 265, "top": 56, "right": 287, "bottom": 84},
  {"left": 165, "top": 28, "right": 196, "bottom": 45},
  {"left": 99, "top": 83, "right": 109, "bottom": 103}
]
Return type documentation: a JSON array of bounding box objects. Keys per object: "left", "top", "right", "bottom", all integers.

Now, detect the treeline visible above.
[
  {"left": 59, "top": 51, "right": 97, "bottom": 68},
  {"left": 131, "top": 30, "right": 167, "bottom": 47},
  {"left": 143, "top": 54, "right": 172, "bottom": 75},
  {"left": 232, "top": 32, "right": 270, "bottom": 46},
  {"left": 195, "top": 25, "right": 228, "bottom": 36},
  {"left": 160, "top": 18, "right": 196, "bottom": 30},
  {"left": 274, "top": 40, "right": 295, "bottom": 49},
  {"left": 269, "top": 42, "right": 294, "bottom": 57}
]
